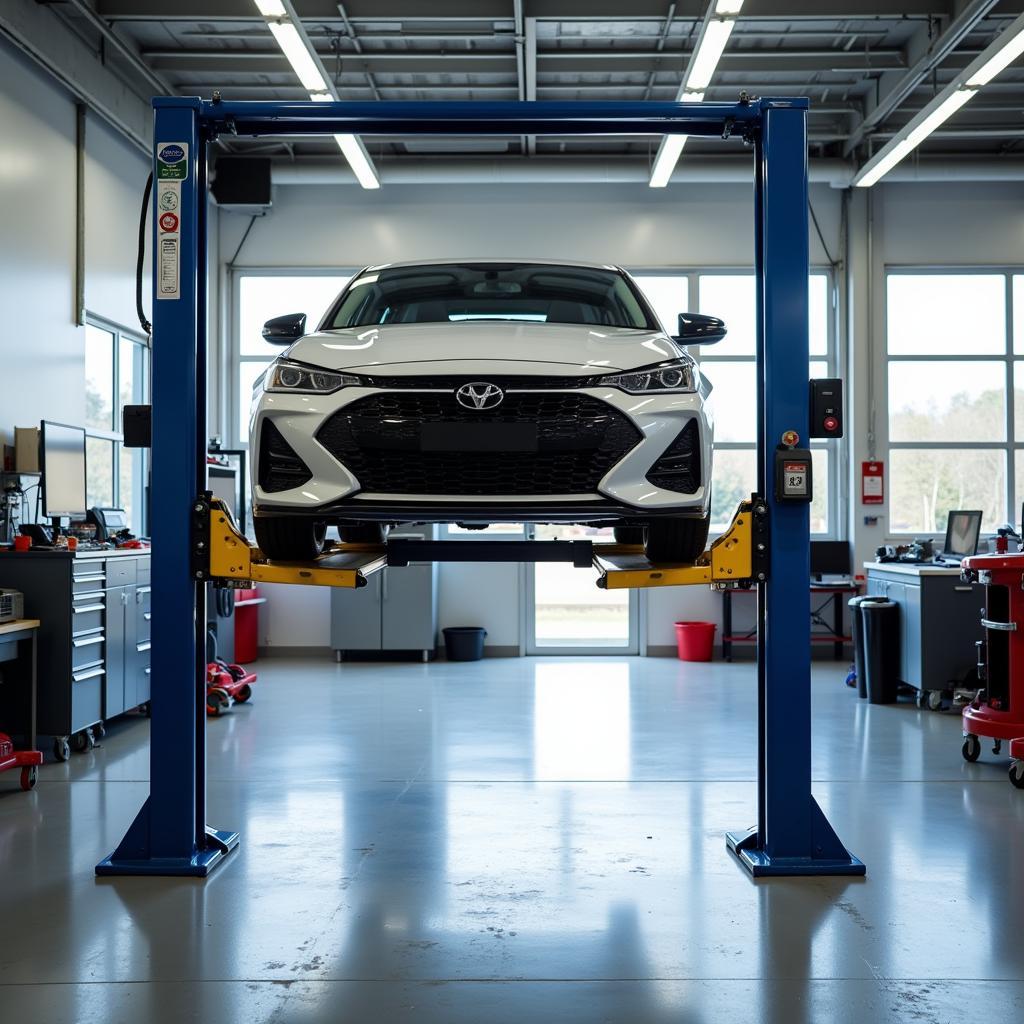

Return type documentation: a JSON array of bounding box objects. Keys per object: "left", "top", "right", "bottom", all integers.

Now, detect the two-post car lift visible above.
[{"left": 96, "top": 96, "right": 864, "bottom": 879}]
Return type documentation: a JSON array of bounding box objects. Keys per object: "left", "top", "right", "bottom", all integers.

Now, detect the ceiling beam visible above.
[
  {"left": 844, "top": 0, "right": 1000, "bottom": 155},
  {"left": 95, "top": 1, "right": 971, "bottom": 22},
  {"left": 0, "top": 0, "right": 152, "bottom": 151},
  {"left": 142, "top": 48, "right": 909, "bottom": 75}
]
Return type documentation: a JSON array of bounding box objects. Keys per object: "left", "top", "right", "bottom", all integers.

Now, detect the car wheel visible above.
[
  {"left": 339, "top": 524, "right": 386, "bottom": 544},
  {"left": 254, "top": 516, "right": 327, "bottom": 561},
  {"left": 645, "top": 514, "right": 710, "bottom": 564},
  {"left": 613, "top": 526, "right": 645, "bottom": 546}
]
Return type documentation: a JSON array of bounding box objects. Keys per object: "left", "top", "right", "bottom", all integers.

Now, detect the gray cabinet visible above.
[
  {"left": 0, "top": 551, "right": 151, "bottom": 749},
  {"left": 331, "top": 563, "right": 438, "bottom": 659},
  {"left": 865, "top": 563, "right": 983, "bottom": 694}
]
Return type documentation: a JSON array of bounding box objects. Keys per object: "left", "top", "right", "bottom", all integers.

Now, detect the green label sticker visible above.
[{"left": 156, "top": 142, "right": 188, "bottom": 180}]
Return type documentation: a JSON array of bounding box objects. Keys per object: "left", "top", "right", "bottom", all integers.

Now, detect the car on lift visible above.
[{"left": 248, "top": 259, "right": 724, "bottom": 564}]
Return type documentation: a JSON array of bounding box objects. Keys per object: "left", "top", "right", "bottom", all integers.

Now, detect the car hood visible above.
[{"left": 283, "top": 321, "right": 686, "bottom": 375}]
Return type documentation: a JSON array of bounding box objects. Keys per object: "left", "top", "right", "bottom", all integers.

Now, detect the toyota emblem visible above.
[{"left": 455, "top": 382, "right": 504, "bottom": 410}]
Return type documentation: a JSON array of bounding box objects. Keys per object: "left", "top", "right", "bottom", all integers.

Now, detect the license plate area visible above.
[{"left": 421, "top": 422, "right": 539, "bottom": 452}]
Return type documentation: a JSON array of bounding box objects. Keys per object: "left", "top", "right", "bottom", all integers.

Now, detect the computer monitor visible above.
[
  {"left": 942, "top": 509, "right": 982, "bottom": 561},
  {"left": 40, "top": 421, "right": 87, "bottom": 521},
  {"left": 810, "top": 540, "right": 851, "bottom": 578}
]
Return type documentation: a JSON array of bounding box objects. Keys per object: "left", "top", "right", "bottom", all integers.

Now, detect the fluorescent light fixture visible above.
[
  {"left": 650, "top": 136, "right": 688, "bottom": 188},
  {"left": 686, "top": 18, "right": 737, "bottom": 91},
  {"left": 267, "top": 20, "right": 328, "bottom": 92},
  {"left": 905, "top": 88, "right": 973, "bottom": 147},
  {"left": 854, "top": 11, "right": 1024, "bottom": 187},
  {"left": 965, "top": 25, "right": 1024, "bottom": 86},
  {"left": 853, "top": 138, "right": 917, "bottom": 189},
  {"left": 254, "top": 0, "right": 379, "bottom": 190},
  {"left": 648, "top": 1, "right": 744, "bottom": 188},
  {"left": 333, "top": 134, "right": 380, "bottom": 190}
]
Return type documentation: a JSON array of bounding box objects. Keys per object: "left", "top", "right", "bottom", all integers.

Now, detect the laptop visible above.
[
  {"left": 935, "top": 509, "right": 982, "bottom": 566},
  {"left": 811, "top": 540, "right": 852, "bottom": 584}
]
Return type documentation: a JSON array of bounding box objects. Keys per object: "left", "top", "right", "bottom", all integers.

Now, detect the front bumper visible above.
[{"left": 250, "top": 383, "right": 712, "bottom": 520}]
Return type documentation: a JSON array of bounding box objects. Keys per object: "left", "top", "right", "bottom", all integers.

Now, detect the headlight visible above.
[
  {"left": 597, "top": 360, "right": 697, "bottom": 394},
  {"left": 263, "top": 359, "right": 360, "bottom": 394}
]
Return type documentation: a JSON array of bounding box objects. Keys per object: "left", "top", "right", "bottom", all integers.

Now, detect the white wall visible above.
[{"left": 0, "top": 36, "right": 152, "bottom": 444}]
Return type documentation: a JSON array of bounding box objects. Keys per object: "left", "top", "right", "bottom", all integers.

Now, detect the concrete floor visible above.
[{"left": 1, "top": 656, "right": 1023, "bottom": 1023}]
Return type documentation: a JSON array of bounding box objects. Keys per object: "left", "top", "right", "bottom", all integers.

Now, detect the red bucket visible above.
[{"left": 674, "top": 621, "right": 717, "bottom": 662}]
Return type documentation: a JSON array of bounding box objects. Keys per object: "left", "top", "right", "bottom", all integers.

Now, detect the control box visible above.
[
  {"left": 774, "top": 448, "right": 813, "bottom": 504},
  {"left": 809, "top": 378, "right": 843, "bottom": 438}
]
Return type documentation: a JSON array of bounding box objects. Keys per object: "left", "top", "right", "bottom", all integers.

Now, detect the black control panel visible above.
[
  {"left": 808, "top": 378, "right": 843, "bottom": 438},
  {"left": 774, "top": 447, "right": 813, "bottom": 504}
]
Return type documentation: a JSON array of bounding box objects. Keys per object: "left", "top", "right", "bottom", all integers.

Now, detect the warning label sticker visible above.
[
  {"left": 155, "top": 158, "right": 182, "bottom": 300},
  {"left": 156, "top": 142, "right": 188, "bottom": 180}
]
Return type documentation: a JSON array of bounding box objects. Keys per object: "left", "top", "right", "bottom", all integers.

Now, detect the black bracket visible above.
[
  {"left": 190, "top": 492, "right": 212, "bottom": 582},
  {"left": 750, "top": 494, "right": 770, "bottom": 583}
]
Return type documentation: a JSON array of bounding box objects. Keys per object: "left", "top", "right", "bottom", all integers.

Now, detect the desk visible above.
[
  {"left": 0, "top": 618, "right": 40, "bottom": 751},
  {"left": 721, "top": 584, "right": 859, "bottom": 662}
]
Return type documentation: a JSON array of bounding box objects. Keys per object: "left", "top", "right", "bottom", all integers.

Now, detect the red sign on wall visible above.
[{"left": 862, "top": 461, "right": 884, "bottom": 505}]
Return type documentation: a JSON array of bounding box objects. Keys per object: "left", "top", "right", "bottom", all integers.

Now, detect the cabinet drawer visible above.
[
  {"left": 72, "top": 599, "right": 105, "bottom": 636},
  {"left": 71, "top": 631, "right": 105, "bottom": 670},
  {"left": 72, "top": 573, "right": 106, "bottom": 597},
  {"left": 137, "top": 559, "right": 151, "bottom": 585},
  {"left": 106, "top": 558, "right": 137, "bottom": 586},
  {"left": 73, "top": 558, "right": 105, "bottom": 578},
  {"left": 71, "top": 671, "right": 103, "bottom": 729},
  {"left": 135, "top": 586, "right": 152, "bottom": 640}
]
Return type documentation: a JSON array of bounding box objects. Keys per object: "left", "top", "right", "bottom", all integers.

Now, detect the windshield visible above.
[{"left": 322, "top": 263, "right": 656, "bottom": 330}]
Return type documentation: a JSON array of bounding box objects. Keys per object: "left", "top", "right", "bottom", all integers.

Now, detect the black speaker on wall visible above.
[{"left": 211, "top": 157, "right": 272, "bottom": 209}]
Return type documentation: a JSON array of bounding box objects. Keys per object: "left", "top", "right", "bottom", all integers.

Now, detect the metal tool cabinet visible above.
[{"left": 0, "top": 550, "right": 151, "bottom": 758}]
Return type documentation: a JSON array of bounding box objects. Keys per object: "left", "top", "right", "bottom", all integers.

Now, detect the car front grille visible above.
[
  {"left": 316, "top": 392, "right": 643, "bottom": 496},
  {"left": 645, "top": 419, "right": 700, "bottom": 494},
  {"left": 258, "top": 419, "right": 313, "bottom": 493}
]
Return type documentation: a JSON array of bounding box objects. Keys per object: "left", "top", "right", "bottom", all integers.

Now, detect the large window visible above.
[
  {"left": 84, "top": 319, "right": 149, "bottom": 533},
  {"left": 633, "top": 270, "right": 836, "bottom": 535},
  {"left": 886, "top": 271, "right": 1023, "bottom": 534},
  {"left": 234, "top": 272, "right": 352, "bottom": 443}
]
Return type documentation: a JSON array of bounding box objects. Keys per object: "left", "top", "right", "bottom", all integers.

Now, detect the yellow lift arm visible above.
[
  {"left": 593, "top": 499, "right": 767, "bottom": 590},
  {"left": 197, "top": 497, "right": 767, "bottom": 592}
]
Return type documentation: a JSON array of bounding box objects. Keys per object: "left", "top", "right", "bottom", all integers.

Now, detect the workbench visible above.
[{"left": 721, "top": 582, "right": 859, "bottom": 661}]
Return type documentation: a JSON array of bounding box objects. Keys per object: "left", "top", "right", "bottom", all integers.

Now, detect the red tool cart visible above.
[
  {"left": 960, "top": 550, "right": 1024, "bottom": 787},
  {"left": 0, "top": 618, "right": 42, "bottom": 790}
]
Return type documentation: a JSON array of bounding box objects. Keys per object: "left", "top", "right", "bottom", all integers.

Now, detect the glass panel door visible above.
[{"left": 525, "top": 524, "right": 639, "bottom": 654}]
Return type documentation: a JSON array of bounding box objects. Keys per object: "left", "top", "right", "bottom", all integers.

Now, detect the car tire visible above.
[
  {"left": 254, "top": 516, "right": 327, "bottom": 561},
  {"left": 613, "top": 526, "right": 645, "bottom": 546},
  {"left": 644, "top": 514, "right": 710, "bottom": 564},
  {"left": 339, "top": 524, "right": 386, "bottom": 544}
]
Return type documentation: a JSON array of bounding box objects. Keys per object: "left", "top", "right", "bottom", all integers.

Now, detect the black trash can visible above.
[
  {"left": 848, "top": 596, "right": 890, "bottom": 698},
  {"left": 861, "top": 599, "right": 900, "bottom": 704},
  {"left": 443, "top": 627, "right": 487, "bottom": 662}
]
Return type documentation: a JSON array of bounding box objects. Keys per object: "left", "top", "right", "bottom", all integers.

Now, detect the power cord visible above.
[{"left": 136, "top": 172, "right": 153, "bottom": 336}]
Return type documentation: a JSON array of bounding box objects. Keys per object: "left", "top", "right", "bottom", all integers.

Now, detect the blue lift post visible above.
[{"left": 96, "top": 96, "right": 864, "bottom": 879}]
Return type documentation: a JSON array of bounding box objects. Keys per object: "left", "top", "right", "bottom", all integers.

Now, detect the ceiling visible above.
[{"left": 49, "top": 1, "right": 1024, "bottom": 171}]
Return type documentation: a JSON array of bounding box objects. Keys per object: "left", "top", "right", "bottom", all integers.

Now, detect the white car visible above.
[{"left": 249, "top": 259, "right": 722, "bottom": 564}]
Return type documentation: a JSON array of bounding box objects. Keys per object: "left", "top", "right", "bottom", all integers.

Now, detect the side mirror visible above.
[
  {"left": 262, "top": 312, "right": 307, "bottom": 344},
  {"left": 673, "top": 312, "right": 727, "bottom": 345}
]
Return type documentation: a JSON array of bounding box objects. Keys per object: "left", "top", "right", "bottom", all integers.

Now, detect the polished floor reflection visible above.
[{"left": 1, "top": 656, "right": 1022, "bottom": 1022}]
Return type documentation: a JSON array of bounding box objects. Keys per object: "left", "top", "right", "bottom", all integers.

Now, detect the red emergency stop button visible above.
[{"left": 824, "top": 416, "right": 838, "bottom": 432}]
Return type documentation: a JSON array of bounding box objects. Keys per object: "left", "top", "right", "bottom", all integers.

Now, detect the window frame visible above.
[
  {"left": 84, "top": 313, "right": 150, "bottom": 534},
  {"left": 884, "top": 266, "right": 1021, "bottom": 537},
  {"left": 229, "top": 266, "right": 358, "bottom": 448},
  {"left": 629, "top": 266, "right": 842, "bottom": 539}
]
